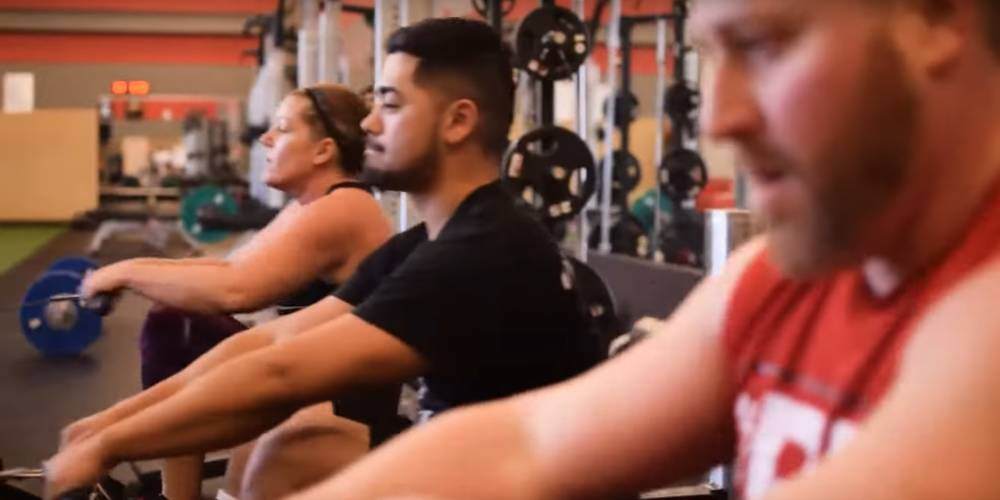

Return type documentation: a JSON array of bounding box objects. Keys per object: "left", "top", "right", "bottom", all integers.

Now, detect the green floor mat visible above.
[{"left": 0, "top": 224, "right": 66, "bottom": 275}]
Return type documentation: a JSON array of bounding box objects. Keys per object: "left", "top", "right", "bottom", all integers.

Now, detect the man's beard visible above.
[
  {"left": 359, "top": 141, "right": 441, "bottom": 193},
  {"left": 764, "top": 33, "right": 919, "bottom": 279}
]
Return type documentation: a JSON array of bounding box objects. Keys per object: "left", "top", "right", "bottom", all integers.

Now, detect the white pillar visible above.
[
  {"left": 298, "top": 0, "right": 319, "bottom": 88},
  {"left": 318, "top": 0, "right": 342, "bottom": 83}
]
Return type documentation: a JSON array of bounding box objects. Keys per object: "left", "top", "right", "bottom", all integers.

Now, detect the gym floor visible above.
[
  {"left": 0, "top": 224, "right": 66, "bottom": 275},
  {"left": 0, "top": 227, "right": 223, "bottom": 496}
]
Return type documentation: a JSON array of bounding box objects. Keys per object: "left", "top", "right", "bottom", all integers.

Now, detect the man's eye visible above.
[
  {"left": 734, "top": 35, "right": 775, "bottom": 54},
  {"left": 730, "top": 29, "right": 794, "bottom": 62}
]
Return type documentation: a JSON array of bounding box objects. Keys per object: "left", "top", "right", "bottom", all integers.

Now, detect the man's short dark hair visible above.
[
  {"left": 387, "top": 17, "right": 515, "bottom": 158},
  {"left": 982, "top": 0, "right": 1000, "bottom": 57}
]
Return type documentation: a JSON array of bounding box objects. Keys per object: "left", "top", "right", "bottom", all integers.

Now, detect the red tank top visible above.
[{"left": 723, "top": 187, "right": 1000, "bottom": 499}]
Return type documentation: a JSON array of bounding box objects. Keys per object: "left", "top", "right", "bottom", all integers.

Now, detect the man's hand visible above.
[
  {"left": 59, "top": 413, "right": 114, "bottom": 451},
  {"left": 80, "top": 264, "right": 127, "bottom": 299},
  {"left": 44, "top": 437, "right": 114, "bottom": 500}
]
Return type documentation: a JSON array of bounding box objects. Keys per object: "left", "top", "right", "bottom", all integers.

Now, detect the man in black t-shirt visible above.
[
  {"left": 46, "top": 17, "right": 601, "bottom": 500},
  {"left": 337, "top": 180, "right": 599, "bottom": 417}
]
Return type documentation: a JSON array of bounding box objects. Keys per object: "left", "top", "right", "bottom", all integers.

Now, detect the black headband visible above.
[{"left": 303, "top": 87, "right": 349, "bottom": 147}]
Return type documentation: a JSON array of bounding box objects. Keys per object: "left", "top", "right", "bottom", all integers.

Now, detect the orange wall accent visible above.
[
  {"left": 0, "top": 33, "right": 259, "bottom": 65},
  {"left": 0, "top": 0, "right": 278, "bottom": 14}
]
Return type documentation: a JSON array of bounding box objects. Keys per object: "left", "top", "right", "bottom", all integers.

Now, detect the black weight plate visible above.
[
  {"left": 665, "top": 82, "right": 698, "bottom": 121},
  {"left": 515, "top": 6, "right": 591, "bottom": 81},
  {"left": 659, "top": 148, "right": 708, "bottom": 202},
  {"left": 588, "top": 213, "right": 651, "bottom": 258},
  {"left": 502, "top": 125, "right": 596, "bottom": 223},
  {"left": 603, "top": 92, "right": 639, "bottom": 128},
  {"left": 472, "top": 0, "right": 514, "bottom": 18},
  {"left": 598, "top": 150, "right": 642, "bottom": 204},
  {"left": 657, "top": 208, "right": 705, "bottom": 268},
  {"left": 561, "top": 255, "right": 621, "bottom": 354}
]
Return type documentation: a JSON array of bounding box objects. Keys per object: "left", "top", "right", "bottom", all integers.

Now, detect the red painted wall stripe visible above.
[
  {"left": 0, "top": 0, "right": 279, "bottom": 14},
  {"left": 0, "top": 35, "right": 671, "bottom": 74},
  {"left": 0, "top": 32, "right": 259, "bottom": 65}
]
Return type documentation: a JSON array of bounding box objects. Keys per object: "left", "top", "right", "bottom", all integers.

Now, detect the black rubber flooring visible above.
[{"left": 0, "top": 229, "right": 185, "bottom": 495}]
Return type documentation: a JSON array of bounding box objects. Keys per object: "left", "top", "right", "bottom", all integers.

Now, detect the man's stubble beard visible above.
[{"left": 765, "top": 33, "right": 919, "bottom": 279}]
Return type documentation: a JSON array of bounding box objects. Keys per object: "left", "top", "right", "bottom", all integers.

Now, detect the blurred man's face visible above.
[{"left": 692, "top": 0, "right": 919, "bottom": 277}]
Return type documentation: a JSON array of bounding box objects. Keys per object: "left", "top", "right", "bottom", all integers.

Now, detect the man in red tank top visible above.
[{"left": 282, "top": 1, "right": 1000, "bottom": 499}]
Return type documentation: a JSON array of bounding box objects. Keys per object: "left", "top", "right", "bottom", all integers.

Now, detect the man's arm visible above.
[
  {"left": 763, "top": 259, "right": 1000, "bottom": 500},
  {"left": 288, "top": 239, "right": 766, "bottom": 500},
  {"left": 69, "top": 313, "right": 425, "bottom": 462},
  {"left": 63, "top": 297, "right": 351, "bottom": 444}
]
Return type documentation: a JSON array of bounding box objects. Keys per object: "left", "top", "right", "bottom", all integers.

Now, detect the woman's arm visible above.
[{"left": 82, "top": 191, "right": 389, "bottom": 314}]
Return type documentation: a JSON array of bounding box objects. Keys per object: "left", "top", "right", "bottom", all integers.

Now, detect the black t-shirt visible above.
[{"left": 336, "top": 181, "right": 603, "bottom": 414}]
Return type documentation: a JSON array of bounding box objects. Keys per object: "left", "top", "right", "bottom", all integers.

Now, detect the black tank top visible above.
[{"left": 275, "top": 181, "right": 373, "bottom": 314}]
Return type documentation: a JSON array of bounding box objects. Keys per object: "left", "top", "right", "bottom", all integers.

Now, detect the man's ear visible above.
[
  {"left": 899, "top": 0, "right": 966, "bottom": 75},
  {"left": 441, "top": 99, "right": 479, "bottom": 147},
  {"left": 314, "top": 137, "right": 338, "bottom": 167}
]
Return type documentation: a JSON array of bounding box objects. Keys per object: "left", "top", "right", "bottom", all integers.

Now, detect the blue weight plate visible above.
[
  {"left": 48, "top": 256, "right": 97, "bottom": 276},
  {"left": 19, "top": 270, "right": 102, "bottom": 357}
]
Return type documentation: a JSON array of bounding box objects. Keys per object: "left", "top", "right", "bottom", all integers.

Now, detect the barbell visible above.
[{"left": 16, "top": 257, "right": 116, "bottom": 357}]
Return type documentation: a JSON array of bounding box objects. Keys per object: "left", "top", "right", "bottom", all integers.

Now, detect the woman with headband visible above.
[{"left": 64, "top": 84, "right": 391, "bottom": 500}]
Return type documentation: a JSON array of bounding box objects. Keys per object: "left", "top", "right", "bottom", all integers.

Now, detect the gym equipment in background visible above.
[{"left": 16, "top": 257, "right": 116, "bottom": 357}]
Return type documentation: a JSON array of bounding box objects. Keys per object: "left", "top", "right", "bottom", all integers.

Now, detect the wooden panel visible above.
[{"left": 0, "top": 109, "right": 98, "bottom": 221}]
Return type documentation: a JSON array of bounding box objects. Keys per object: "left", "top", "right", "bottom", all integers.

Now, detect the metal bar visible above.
[
  {"left": 539, "top": 0, "right": 555, "bottom": 127},
  {"left": 343, "top": 4, "right": 372, "bottom": 15},
  {"left": 620, "top": 18, "right": 632, "bottom": 152},
  {"left": 574, "top": 0, "right": 590, "bottom": 261},
  {"left": 619, "top": 14, "right": 676, "bottom": 24},
  {"left": 318, "top": 0, "right": 342, "bottom": 83},
  {"left": 100, "top": 186, "right": 181, "bottom": 197},
  {"left": 398, "top": 0, "right": 409, "bottom": 26},
  {"left": 373, "top": 0, "right": 385, "bottom": 88},
  {"left": 0, "top": 468, "right": 44, "bottom": 480},
  {"left": 372, "top": 0, "right": 385, "bottom": 203},
  {"left": 599, "top": 0, "right": 622, "bottom": 253},
  {"left": 397, "top": 0, "right": 409, "bottom": 232},
  {"left": 540, "top": 81, "right": 555, "bottom": 126},
  {"left": 298, "top": 0, "right": 319, "bottom": 87},
  {"left": 487, "top": 0, "right": 503, "bottom": 32},
  {"left": 274, "top": 0, "right": 286, "bottom": 47},
  {"left": 652, "top": 16, "right": 667, "bottom": 261}
]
